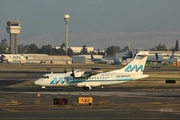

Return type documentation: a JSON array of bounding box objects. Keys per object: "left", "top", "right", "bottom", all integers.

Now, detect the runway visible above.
[{"left": 0, "top": 71, "right": 180, "bottom": 119}]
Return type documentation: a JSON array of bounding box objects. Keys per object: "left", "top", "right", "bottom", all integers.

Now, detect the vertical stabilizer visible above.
[
  {"left": 155, "top": 53, "right": 159, "bottom": 60},
  {"left": 107, "top": 51, "right": 149, "bottom": 74},
  {"left": 170, "top": 50, "right": 175, "bottom": 58},
  {"left": 90, "top": 52, "right": 94, "bottom": 59}
]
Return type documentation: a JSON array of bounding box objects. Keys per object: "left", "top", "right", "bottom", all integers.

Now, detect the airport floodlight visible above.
[{"left": 64, "top": 14, "right": 70, "bottom": 56}]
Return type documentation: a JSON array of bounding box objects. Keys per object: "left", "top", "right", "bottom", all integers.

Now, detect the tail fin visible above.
[
  {"left": 155, "top": 53, "right": 159, "bottom": 60},
  {"left": 90, "top": 52, "right": 94, "bottom": 59},
  {"left": 170, "top": 50, "right": 175, "bottom": 58},
  {"left": 107, "top": 51, "right": 149, "bottom": 74}
]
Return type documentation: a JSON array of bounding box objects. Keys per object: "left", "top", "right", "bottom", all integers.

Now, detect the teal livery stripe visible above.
[{"left": 70, "top": 78, "right": 134, "bottom": 83}]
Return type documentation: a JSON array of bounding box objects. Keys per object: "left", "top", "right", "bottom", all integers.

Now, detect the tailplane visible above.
[{"left": 107, "top": 51, "right": 149, "bottom": 74}]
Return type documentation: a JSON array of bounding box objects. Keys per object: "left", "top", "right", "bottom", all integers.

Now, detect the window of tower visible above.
[{"left": 11, "top": 24, "right": 19, "bottom": 26}]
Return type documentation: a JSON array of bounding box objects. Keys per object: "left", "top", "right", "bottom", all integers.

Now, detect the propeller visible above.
[{"left": 70, "top": 68, "right": 75, "bottom": 78}]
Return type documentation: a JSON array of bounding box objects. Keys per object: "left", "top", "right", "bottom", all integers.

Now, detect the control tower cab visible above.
[{"left": 6, "top": 20, "right": 21, "bottom": 54}]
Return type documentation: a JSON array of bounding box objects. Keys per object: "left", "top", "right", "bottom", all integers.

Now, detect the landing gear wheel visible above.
[
  {"left": 83, "top": 86, "right": 89, "bottom": 90},
  {"left": 42, "top": 86, "right": 46, "bottom": 90}
]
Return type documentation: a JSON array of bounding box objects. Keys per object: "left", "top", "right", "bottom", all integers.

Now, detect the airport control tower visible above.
[{"left": 6, "top": 19, "right": 21, "bottom": 54}]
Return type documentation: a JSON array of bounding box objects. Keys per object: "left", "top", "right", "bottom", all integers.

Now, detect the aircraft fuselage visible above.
[{"left": 34, "top": 73, "right": 148, "bottom": 88}]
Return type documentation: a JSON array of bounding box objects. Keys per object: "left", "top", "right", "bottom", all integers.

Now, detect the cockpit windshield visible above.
[{"left": 41, "top": 76, "right": 49, "bottom": 78}]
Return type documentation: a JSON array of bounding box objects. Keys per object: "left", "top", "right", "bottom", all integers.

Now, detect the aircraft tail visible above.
[
  {"left": 155, "top": 53, "right": 159, "bottom": 60},
  {"left": 90, "top": 52, "right": 94, "bottom": 59},
  {"left": 170, "top": 50, "right": 175, "bottom": 58},
  {"left": 107, "top": 51, "right": 149, "bottom": 74}
]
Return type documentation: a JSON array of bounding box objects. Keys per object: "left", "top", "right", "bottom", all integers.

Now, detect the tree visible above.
[
  {"left": 105, "top": 45, "right": 121, "bottom": 55},
  {"left": 60, "top": 43, "right": 66, "bottom": 50},
  {"left": 18, "top": 44, "right": 24, "bottom": 53},
  {"left": 59, "top": 43, "right": 66, "bottom": 55},
  {"left": 169, "top": 46, "right": 175, "bottom": 51},
  {"left": 155, "top": 44, "right": 167, "bottom": 51},
  {"left": 41, "top": 44, "right": 54, "bottom": 55},
  {"left": 19, "top": 44, "right": 29, "bottom": 53},
  {"left": 0, "top": 39, "right": 9, "bottom": 53},
  {"left": 122, "top": 46, "right": 129, "bottom": 52},
  {"left": 50, "top": 43, "right": 66, "bottom": 55},
  {"left": 97, "top": 49, "right": 104, "bottom": 55},
  {"left": 149, "top": 47, "right": 156, "bottom": 51},
  {"left": 80, "top": 45, "right": 88, "bottom": 54},
  {"left": 150, "top": 44, "right": 167, "bottom": 51},
  {"left": 28, "top": 44, "right": 39, "bottom": 53},
  {"left": 175, "top": 39, "right": 179, "bottom": 51},
  {"left": 67, "top": 47, "right": 74, "bottom": 56},
  {"left": 18, "top": 44, "right": 41, "bottom": 54}
]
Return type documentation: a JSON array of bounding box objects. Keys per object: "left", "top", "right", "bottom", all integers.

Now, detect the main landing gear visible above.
[
  {"left": 41, "top": 86, "right": 46, "bottom": 90},
  {"left": 83, "top": 86, "right": 92, "bottom": 90}
]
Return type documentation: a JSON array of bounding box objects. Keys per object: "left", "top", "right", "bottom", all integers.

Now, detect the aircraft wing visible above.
[
  {"left": 74, "top": 70, "right": 103, "bottom": 78},
  {"left": 83, "top": 70, "right": 103, "bottom": 77}
]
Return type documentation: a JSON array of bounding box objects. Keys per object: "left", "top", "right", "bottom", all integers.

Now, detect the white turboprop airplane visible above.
[{"left": 34, "top": 51, "right": 149, "bottom": 90}]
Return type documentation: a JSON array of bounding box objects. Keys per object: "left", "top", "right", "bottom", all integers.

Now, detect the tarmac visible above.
[{"left": 0, "top": 70, "right": 180, "bottom": 119}]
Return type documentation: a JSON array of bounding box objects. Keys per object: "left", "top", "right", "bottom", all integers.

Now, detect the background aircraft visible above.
[
  {"left": 103, "top": 54, "right": 121, "bottom": 65},
  {"left": 90, "top": 52, "right": 114, "bottom": 64},
  {"left": 147, "top": 50, "right": 175, "bottom": 63},
  {"left": 0, "top": 54, "right": 27, "bottom": 63},
  {"left": 162, "top": 50, "right": 177, "bottom": 63},
  {"left": 147, "top": 53, "right": 163, "bottom": 63}
]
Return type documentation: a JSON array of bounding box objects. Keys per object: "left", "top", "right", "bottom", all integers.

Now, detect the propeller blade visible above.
[{"left": 71, "top": 67, "right": 75, "bottom": 77}]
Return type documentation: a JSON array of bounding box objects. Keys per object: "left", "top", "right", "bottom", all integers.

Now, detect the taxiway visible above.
[{"left": 0, "top": 70, "right": 180, "bottom": 119}]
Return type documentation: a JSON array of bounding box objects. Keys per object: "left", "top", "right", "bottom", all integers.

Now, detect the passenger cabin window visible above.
[{"left": 42, "top": 76, "right": 49, "bottom": 78}]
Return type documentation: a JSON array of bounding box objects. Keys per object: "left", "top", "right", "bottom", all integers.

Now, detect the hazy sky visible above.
[{"left": 1, "top": 0, "right": 180, "bottom": 50}]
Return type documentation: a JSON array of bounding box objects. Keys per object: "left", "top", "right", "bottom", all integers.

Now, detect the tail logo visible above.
[{"left": 125, "top": 64, "right": 143, "bottom": 72}]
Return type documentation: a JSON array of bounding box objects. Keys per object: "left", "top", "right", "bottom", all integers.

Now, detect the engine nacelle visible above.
[
  {"left": 73, "top": 83, "right": 84, "bottom": 87},
  {"left": 74, "top": 83, "right": 92, "bottom": 90}
]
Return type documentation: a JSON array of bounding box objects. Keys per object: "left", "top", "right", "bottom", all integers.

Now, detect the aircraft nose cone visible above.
[{"left": 34, "top": 80, "right": 39, "bottom": 85}]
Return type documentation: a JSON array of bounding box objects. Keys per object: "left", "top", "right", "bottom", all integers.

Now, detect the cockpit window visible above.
[{"left": 41, "top": 76, "right": 49, "bottom": 78}]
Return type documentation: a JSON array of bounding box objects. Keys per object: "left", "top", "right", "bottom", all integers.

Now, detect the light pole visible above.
[{"left": 64, "top": 14, "right": 70, "bottom": 56}]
